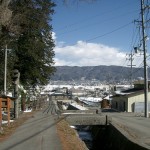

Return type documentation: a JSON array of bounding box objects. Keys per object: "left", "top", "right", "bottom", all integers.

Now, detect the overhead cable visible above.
[{"left": 86, "top": 22, "right": 133, "bottom": 42}]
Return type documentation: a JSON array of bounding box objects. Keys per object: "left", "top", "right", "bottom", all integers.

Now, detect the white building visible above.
[{"left": 111, "top": 80, "right": 150, "bottom": 113}]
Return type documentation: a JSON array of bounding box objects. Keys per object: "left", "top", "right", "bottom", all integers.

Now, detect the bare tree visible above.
[{"left": 0, "top": 0, "right": 12, "bottom": 26}]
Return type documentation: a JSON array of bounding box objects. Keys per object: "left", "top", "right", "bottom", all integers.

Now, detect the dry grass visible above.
[{"left": 56, "top": 118, "right": 88, "bottom": 150}]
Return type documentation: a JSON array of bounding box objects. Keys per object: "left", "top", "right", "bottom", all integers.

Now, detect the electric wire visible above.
[
  {"left": 54, "top": 0, "right": 144, "bottom": 77},
  {"left": 55, "top": 0, "right": 137, "bottom": 32},
  {"left": 86, "top": 22, "right": 133, "bottom": 42},
  {"left": 128, "top": 22, "right": 139, "bottom": 51},
  {"left": 57, "top": 9, "right": 139, "bottom": 36},
  {"left": 132, "top": 63, "right": 144, "bottom": 75},
  {"left": 118, "top": 21, "right": 144, "bottom": 82}
]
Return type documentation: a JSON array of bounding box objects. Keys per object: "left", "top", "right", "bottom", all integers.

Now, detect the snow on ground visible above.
[
  {"left": 24, "top": 109, "right": 32, "bottom": 112},
  {"left": 2, "top": 120, "right": 14, "bottom": 124},
  {"left": 70, "top": 102, "right": 88, "bottom": 110}
]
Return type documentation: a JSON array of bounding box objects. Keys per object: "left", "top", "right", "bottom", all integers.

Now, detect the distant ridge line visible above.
[{"left": 51, "top": 65, "right": 146, "bottom": 82}]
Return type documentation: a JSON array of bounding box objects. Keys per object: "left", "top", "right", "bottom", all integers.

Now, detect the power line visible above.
[
  {"left": 86, "top": 22, "right": 132, "bottom": 42},
  {"left": 55, "top": 0, "right": 137, "bottom": 32},
  {"left": 57, "top": 9, "right": 139, "bottom": 36}
]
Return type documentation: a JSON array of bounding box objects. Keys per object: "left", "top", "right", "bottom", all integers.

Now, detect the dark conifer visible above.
[{"left": 0, "top": 0, "right": 56, "bottom": 91}]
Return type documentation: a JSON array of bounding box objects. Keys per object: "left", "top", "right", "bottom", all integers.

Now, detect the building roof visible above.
[
  {"left": 112, "top": 88, "right": 147, "bottom": 98},
  {"left": 0, "top": 95, "right": 16, "bottom": 100},
  {"left": 133, "top": 80, "right": 150, "bottom": 85}
]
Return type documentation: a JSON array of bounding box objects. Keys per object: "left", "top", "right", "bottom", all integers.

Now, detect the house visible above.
[
  {"left": 111, "top": 80, "right": 150, "bottom": 112},
  {"left": 50, "top": 90, "right": 72, "bottom": 101}
]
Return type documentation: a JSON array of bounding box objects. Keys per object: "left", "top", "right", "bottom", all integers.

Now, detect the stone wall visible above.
[{"left": 91, "top": 124, "right": 148, "bottom": 150}]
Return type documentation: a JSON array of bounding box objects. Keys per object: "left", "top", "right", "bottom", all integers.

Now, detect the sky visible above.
[{"left": 52, "top": 0, "right": 150, "bottom": 67}]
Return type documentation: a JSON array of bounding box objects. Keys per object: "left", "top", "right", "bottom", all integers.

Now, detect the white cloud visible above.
[
  {"left": 52, "top": 32, "right": 57, "bottom": 41},
  {"left": 54, "top": 40, "right": 128, "bottom": 66},
  {"left": 52, "top": 32, "right": 144, "bottom": 67}
]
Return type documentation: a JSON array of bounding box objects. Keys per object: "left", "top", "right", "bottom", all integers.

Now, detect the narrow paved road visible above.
[
  {"left": 108, "top": 112, "right": 150, "bottom": 149},
  {"left": 0, "top": 100, "right": 62, "bottom": 150}
]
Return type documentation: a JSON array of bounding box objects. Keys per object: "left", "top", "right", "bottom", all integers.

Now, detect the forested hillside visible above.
[{"left": 51, "top": 66, "right": 147, "bottom": 82}]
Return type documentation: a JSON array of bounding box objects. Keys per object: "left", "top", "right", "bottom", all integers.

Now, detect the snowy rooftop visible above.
[{"left": 70, "top": 102, "right": 88, "bottom": 110}]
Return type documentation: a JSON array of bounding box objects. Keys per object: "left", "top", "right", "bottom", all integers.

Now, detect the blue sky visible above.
[{"left": 52, "top": 0, "right": 149, "bottom": 67}]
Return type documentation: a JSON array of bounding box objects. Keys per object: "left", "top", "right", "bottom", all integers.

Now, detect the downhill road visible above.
[{"left": 0, "top": 100, "right": 62, "bottom": 150}]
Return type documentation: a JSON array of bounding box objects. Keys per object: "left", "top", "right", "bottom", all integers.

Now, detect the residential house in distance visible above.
[{"left": 111, "top": 80, "right": 150, "bottom": 113}]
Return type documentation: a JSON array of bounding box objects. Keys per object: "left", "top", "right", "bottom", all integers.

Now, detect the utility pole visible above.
[
  {"left": 127, "top": 52, "right": 136, "bottom": 87},
  {"left": 4, "top": 45, "right": 7, "bottom": 95},
  {"left": 141, "top": 0, "right": 149, "bottom": 118},
  {"left": 4, "top": 45, "right": 11, "bottom": 95}
]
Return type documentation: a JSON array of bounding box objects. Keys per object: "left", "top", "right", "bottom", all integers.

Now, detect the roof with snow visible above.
[{"left": 112, "top": 88, "right": 147, "bottom": 97}]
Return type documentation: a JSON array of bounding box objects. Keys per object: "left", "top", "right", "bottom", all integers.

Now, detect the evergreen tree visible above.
[
  {"left": 0, "top": 0, "right": 12, "bottom": 91},
  {"left": 0, "top": 0, "right": 56, "bottom": 92}
]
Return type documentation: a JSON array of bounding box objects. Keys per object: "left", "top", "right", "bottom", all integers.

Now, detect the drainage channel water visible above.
[
  {"left": 73, "top": 125, "right": 93, "bottom": 150},
  {"left": 73, "top": 125, "right": 111, "bottom": 150},
  {"left": 71, "top": 124, "right": 145, "bottom": 150}
]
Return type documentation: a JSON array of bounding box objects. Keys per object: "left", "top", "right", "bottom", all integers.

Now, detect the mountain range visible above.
[{"left": 51, "top": 65, "right": 148, "bottom": 83}]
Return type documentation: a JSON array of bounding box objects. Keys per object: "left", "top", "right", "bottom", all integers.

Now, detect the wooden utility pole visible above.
[{"left": 141, "top": 0, "right": 149, "bottom": 118}]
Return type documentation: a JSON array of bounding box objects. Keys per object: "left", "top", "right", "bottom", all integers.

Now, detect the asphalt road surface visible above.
[
  {"left": 107, "top": 112, "right": 150, "bottom": 149},
  {"left": 0, "top": 100, "right": 62, "bottom": 150}
]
